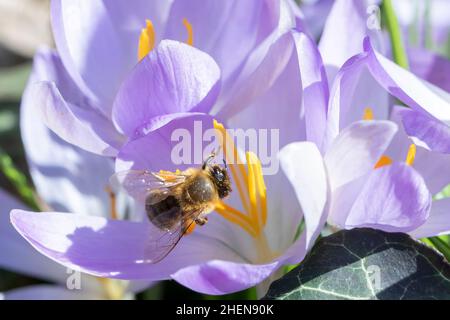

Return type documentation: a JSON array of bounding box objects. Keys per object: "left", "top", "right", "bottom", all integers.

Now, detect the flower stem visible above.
[
  {"left": 0, "top": 149, "right": 39, "bottom": 210},
  {"left": 381, "top": 0, "right": 409, "bottom": 69}
]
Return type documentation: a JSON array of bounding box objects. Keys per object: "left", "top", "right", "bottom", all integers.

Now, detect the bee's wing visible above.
[
  {"left": 144, "top": 208, "right": 203, "bottom": 263},
  {"left": 109, "top": 170, "right": 186, "bottom": 203}
]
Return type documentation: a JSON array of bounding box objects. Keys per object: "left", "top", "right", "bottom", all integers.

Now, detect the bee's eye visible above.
[{"left": 214, "top": 168, "right": 224, "bottom": 181}]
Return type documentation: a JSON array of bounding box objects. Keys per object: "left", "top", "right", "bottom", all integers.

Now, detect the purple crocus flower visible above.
[
  {"left": 279, "top": 0, "right": 449, "bottom": 237},
  {"left": 387, "top": 107, "right": 450, "bottom": 239},
  {"left": 0, "top": 190, "right": 146, "bottom": 300},
  {"left": 0, "top": 48, "right": 151, "bottom": 300},
  {"left": 35, "top": 0, "right": 299, "bottom": 156},
  {"left": 9, "top": 23, "right": 331, "bottom": 295},
  {"left": 317, "top": 0, "right": 450, "bottom": 154},
  {"left": 8, "top": 0, "right": 324, "bottom": 296}
]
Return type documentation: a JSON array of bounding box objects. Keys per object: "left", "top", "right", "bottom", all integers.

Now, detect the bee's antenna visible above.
[
  {"left": 202, "top": 146, "right": 222, "bottom": 170},
  {"left": 223, "top": 158, "right": 228, "bottom": 169},
  {"left": 202, "top": 152, "right": 216, "bottom": 170}
]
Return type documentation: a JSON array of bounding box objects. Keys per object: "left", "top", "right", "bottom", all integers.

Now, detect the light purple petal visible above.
[
  {"left": 387, "top": 106, "right": 450, "bottom": 195},
  {"left": 116, "top": 113, "right": 216, "bottom": 172},
  {"left": 171, "top": 260, "right": 279, "bottom": 295},
  {"left": 112, "top": 40, "right": 220, "bottom": 138},
  {"left": 397, "top": 107, "right": 450, "bottom": 154},
  {"left": 32, "top": 81, "right": 120, "bottom": 156},
  {"left": 215, "top": 2, "right": 296, "bottom": 118},
  {"left": 409, "top": 48, "right": 450, "bottom": 93},
  {"left": 21, "top": 56, "right": 117, "bottom": 214},
  {"left": 10, "top": 210, "right": 167, "bottom": 279},
  {"left": 324, "top": 51, "right": 389, "bottom": 149},
  {"left": 2, "top": 285, "right": 101, "bottom": 300},
  {"left": 0, "top": 190, "right": 68, "bottom": 284},
  {"left": 324, "top": 120, "right": 398, "bottom": 191},
  {"left": 25, "top": 48, "right": 124, "bottom": 156},
  {"left": 292, "top": 31, "right": 329, "bottom": 150},
  {"left": 319, "top": 0, "right": 384, "bottom": 83},
  {"left": 363, "top": 38, "right": 450, "bottom": 128},
  {"left": 409, "top": 198, "right": 450, "bottom": 239},
  {"left": 299, "top": 0, "right": 334, "bottom": 39},
  {"left": 333, "top": 163, "right": 431, "bottom": 233},
  {"left": 51, "top": 0, "right": 173, "bottom": 109},
  {"left": 279, "top": 142, "right": 328, "bottom": 263},
  {"left": 164, "top": 0, "right": 279, "bottom": 88},
  {"left": 10, "top": 209, "right": 283, "bottom": 294}
]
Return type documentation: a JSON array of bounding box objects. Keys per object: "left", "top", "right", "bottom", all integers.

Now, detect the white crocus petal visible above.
[
  {"left": 324, "top": 120, "right": 398, "bottom": 191},
  {"left": 370, "top": 49, "right": 450, "bottom": 122},
  {"left": 0, "top": 190, "right": 70, "bottom": 284},
  {"left": 279, "top": 142, "right": 328, "bottom": 261},
  {"left": 409, "top": 198, "right": 450, "bottom": 239}
]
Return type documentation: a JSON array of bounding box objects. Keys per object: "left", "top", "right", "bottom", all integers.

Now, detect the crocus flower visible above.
[
  {"left": 317, "top": 0, "right": 450, "bottom": 154},
  {"left": 34, "top": 0, "right": 299, "bottom": 156},
  {"left": 8, "top": 0, "right": 322, "bottom": 296},
  {"left": 280, "top": 119, "right": 431, "bottom": 234},
  {"left": 0, "top": 190, "right": 143, "bottom": 300},
  {"left": 385, "top": 107, "right": 450, "bottom": 239},
  {"left": 279, "top": 0, "right": 449, "bottom": 237},
  {"left": 10, "top": 119, "right": 315, "bottom": 295},
  {"left": 0, "top": 47, "right": 151, "bottom": 300},
  {"left": 10, "top": 19, "right": 337, "bottom": 295}
]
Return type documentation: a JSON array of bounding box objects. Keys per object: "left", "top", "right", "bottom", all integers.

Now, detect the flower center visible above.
[
  {"left": 213, "top": 120, "right": 274, "bottom": 263},
  {"left": 138, "top": 18, "right": 194, "bottom": 61},
  {"left": 363, "top": 107, "right": 416, "bottom": 168}
]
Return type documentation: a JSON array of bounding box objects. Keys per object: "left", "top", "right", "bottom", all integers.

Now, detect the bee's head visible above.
[{"left": 208, "top": 164, "right": 232, "bottom": 199}]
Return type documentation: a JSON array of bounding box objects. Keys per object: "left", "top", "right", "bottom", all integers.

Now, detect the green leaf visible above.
[
  {"left": 0, "top": 149, "right": 38, "bottom": 210},
  {"left": 265, "top": 228, "right": 450, "bottom": 300}
]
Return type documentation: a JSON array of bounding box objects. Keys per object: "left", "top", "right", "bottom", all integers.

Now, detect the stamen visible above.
[
  {"left": 212, "top": 120, "right": 268, "bottom": 237},
  {"left": 246, "top": 152, "right": 259, "bottom": 229},
  {"left": 363, "top": 107, "right": 374, "bottom": 120},
  {"left": 374, "top": 155, "right": 393, "bottom": 169},
  {"left": 212, "top": 120, "right": 273, "bottom": 262},
  {"left": 406, "top": 144, "right": 416, "bottom": 166},
  {"left": 252, "top": 154, "right": 267, "bottom": 226},
  {"left": 182, "top": 18, "right": 194, "bottom": 46},
  {"left": 213, "top": 120, "right": 250, "bottom": 213},
  {"left": 138, "top": 19, "right": 156, "bottom": 61},
  {"left": 215, "top": 202, "right": 257, "bottom": 237}
]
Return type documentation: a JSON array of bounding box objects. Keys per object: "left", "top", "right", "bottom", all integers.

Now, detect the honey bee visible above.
[{"left": 109, "top": 153, "right": 232, "bottom": 263}]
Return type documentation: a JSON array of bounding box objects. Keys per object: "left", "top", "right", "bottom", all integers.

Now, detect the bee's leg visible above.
[
  {"left": 184, "top": 219, "right": 197, "bottom": 236},
  {"left": 105, "top": 186, "right": 118, "bottom": 220},
  {"left": 195, "top": 217, "right": 208, "bottom": 226}
]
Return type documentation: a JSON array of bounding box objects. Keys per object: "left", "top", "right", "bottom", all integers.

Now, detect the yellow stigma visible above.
[
  {"left": 182, "top": 18, "right": 194, "bottom": 46},
  {"left": 405, "top": 144, "right": 416, "bottom": 166},
  {"left": 363, "top": 107, "right": 374, "bottom": 121},
  {"left": 374, "top": 155, "right": 393, "bottom": 169},
  {"left": 138, "top": 19, "right": 156, "bottom": 61}
]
